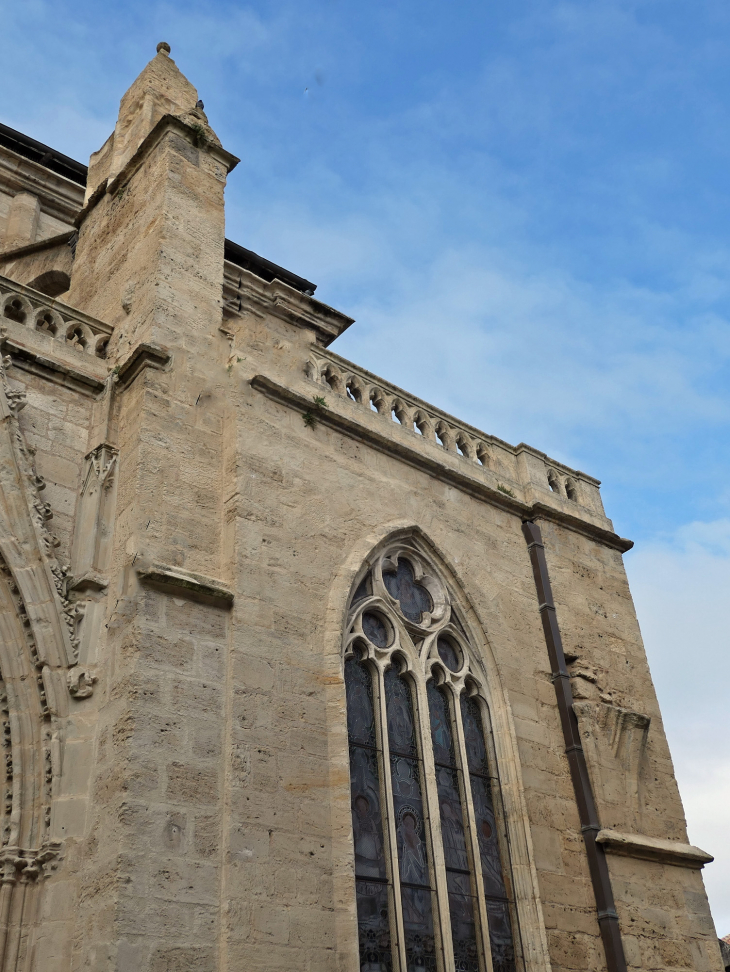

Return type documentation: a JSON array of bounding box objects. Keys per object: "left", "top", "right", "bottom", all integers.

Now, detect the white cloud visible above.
[{"left": 627, "top": 519, "right": 730, "bottom": 935}]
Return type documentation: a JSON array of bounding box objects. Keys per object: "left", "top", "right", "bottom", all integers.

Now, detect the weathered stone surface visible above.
[{"left": 0, "top": 41, "right": 721, "bottom": 972}]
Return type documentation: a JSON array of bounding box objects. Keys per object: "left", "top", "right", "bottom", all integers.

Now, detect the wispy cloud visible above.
[
  {"left": 2, "top": 0, "right": 729, "bottom": 933},
  {"left": 627, "top": 519, "right": 730, "bottom": 932}
]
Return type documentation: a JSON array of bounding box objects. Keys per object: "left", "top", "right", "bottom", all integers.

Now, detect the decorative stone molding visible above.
[
  {"left": 0, "top": 841, "right": 64, "bottom": 882},
  {"left": 0, "top": 273, "right": 113, "bottom": 360},
  {"left": 0, "top": 333, "right": 106, "bottom": 395},
  {"left": 305, "top": 347, "right": 608, "bottom": 519},
  {"left": 136, "top": 562, "right": 234, "bottom": 605},
  {"left": 223, "top": 261, "right": 354, "bottom": 346},
  {"left": 573, "top": 698, "right": 651, "bottom": 829},
  {"left": 66, "top": 667, "right": 97, "bottom": 700},
  {"left": 596, "top": 829, "right": 713, "bottom": 869},
  {"left": 0, "top": 351, "right": 78, "bottom": 665},
  {"left": 251, "top": 373, "right": 634, "bottom": 554},
  {"left": 0, "top": 349, "right": 77, "bottom": 962},
  {"left": 115, "top": 341, "right": 171, "bottom": 390},
  {"left": 68, "top": 441, "right": 118, "bottom": 665}
]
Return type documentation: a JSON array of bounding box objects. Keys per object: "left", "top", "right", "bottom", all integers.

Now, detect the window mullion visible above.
[
  {"left": 375, "top": 661, "right": 408, "bottom": 972},
  {"left": 413, "top": 676, "right": 453, "bottom": 972},
  {"left": 452, "top": 689, "right": 495, "bottom": 972}
]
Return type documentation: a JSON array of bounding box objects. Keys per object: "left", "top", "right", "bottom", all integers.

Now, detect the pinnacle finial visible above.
[{"left": 156, "top": 41, "right": 171, "bottom": 56}]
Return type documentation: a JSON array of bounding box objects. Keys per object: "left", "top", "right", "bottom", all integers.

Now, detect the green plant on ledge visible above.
[
  {"left": 303, "top": 395, "right": 328, "bottom": 429},
  {"left": 497, "top": 483, "right": 515, "bottom": 498},
  {"left": 190, "top": 123, "right": 207, "bottom": 148}
]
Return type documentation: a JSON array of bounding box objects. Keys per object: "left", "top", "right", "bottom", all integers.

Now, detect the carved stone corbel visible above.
[
  {"left": 573, "top": 697, "right": 651, "bottom": 830},
  {"left": 66, "top": 667, "right": 98, "bottom": 700}
]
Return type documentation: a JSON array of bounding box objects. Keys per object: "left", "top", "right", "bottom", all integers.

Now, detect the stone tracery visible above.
[{"left": 344, "top": 540, "right": 518, "bottom": 972}]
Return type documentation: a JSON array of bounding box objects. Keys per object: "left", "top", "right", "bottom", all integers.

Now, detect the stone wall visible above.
[{"left": 0, "top": 43, "right": 723, "bottom": 972}]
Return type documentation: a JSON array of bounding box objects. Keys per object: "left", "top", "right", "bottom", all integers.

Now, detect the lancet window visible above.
[{"left": 344, "top": 543, "right": 519, "bottom": 972}]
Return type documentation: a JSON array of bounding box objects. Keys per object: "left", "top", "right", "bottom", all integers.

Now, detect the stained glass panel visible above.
[
  {"left": 363, "top": 612, "right": 390, "bottom": 648},
  {"left": 385, "top": 668, "right": 418, "bottom": 757},
  {"left": 460, "top": 694, "right": 516, "bottom": 972},
  {"left": 437, "top": 637, "right": 461, "bottom": 673},
  {"left": 383, "top": 561, "right": 432, "bottom": 623},
  {"left": 402, "top": 886, "right": 437, "bottom": 971},
  {"left": 485, "top": 900, "right": 516, "bottom": 972},
  {"left": 347, "top": 657, "right": 393, "bottom": 970},
  {"left": 352, "top": 573, "right": 372, "bottom": 604},
  {"left": 447, "top": 873, "right": 479, "bottom": 972},
  {"left": 351, "top": 747, "right": 387, "bottom": 880},
  {"left": 346, "top": 656, "right": 376, "bottom": 748},
  {"left": 460, "top": 695, "right": 489, "bottom": 777},
  {"left": 426, "top": 681, "right": 455, "bottom": 767},
  {"left": 435, "top": 764, "right": 469, "bottom": 872},
  {"left": 357, "top": 880, "right": 393, "bottom": 972},
  {"left": 469, "top": 774, "right": 506, "bottom": 899},
  {"left": 385, "top": 668, "right": 436, "bottom": 971},
  {"left": 429, "top": 683, "right": 479, "bottom": 970}
]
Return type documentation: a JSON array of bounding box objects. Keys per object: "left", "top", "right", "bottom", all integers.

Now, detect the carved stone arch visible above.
[
  {"left": 326, "top": 521, "right": 553, "bottom": 972},
  {"left": 322, "top": 364, "right": 344, "bottom": 394},
  {"left": 0, "top": 295, "right": 32, "bottom": 327},
  {"left": 343, "top": 374, "right": 363, "bottom": 403},
  {"left": 64, "top": 320, "right": 93, "bottom": 353},
  {"left": 31, "top": 307, "right": 62, "bottom": 338},
  {"left": 0, "top": 359, "right": 70, "bottom": 968}
]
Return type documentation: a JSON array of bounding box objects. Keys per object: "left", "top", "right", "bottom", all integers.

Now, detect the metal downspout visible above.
[{"left": 522, "top": 520, "right": 627, "bottom": 972}]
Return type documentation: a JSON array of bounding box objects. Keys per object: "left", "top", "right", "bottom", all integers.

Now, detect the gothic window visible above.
[{"left": 344, "top": 543, "right": 518, "bottom": 972}]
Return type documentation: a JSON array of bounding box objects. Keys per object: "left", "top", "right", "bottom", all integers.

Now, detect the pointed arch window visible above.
[{"left": 344, "top": 544, "right": 519, "bottom": 972}]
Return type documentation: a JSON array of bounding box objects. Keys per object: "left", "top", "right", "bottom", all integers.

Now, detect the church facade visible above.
[{"left": 0, "top": 44, "right": 722, "bottom": 972}]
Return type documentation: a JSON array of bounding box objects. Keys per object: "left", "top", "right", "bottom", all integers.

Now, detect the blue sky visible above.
[{"left": 3, "top": 0, "right": 729, "bottom": 936}]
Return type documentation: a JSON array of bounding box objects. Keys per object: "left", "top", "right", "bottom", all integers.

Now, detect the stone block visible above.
[{"left": 165, "top": 761, "right": 220, "bottom": 805}]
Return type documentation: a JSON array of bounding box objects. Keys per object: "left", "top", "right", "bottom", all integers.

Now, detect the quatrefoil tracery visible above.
[{"left": 345, "top": 545, "right": 474, "bottom": 688}]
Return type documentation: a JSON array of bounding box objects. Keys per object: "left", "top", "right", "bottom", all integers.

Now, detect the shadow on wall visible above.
[{"left": 27, "top": 270, "right": 70, "bottom": 298}]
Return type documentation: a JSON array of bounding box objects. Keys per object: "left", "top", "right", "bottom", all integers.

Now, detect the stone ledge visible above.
[
  {"left": 136, "top": 563, "right": 233, "bottom": 606},
  {"left": 596, "top": 829, "right": 714, "bottom": 869},
  {"left": 224, "top": 263, "right": 354, "bottom": 347},
  {"left": 0, "top": 230, "right": 76, "bottom": 263},
  {"left": 68, "top": 570, "right": 109, "bottom": 594},
  {"left": 251, "top": 373, "right": 634, "bottom": 554},
  {"left": 1, "top": 334, "right": 107, "bottom": 395},
  {"left": 116, "top": 342, "right": 171, "bottom": 390}
]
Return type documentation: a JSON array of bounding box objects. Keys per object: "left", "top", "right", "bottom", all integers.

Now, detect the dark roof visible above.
[
  {"left": 0, "top": 122, "right": 317, "bottom": 296},
  {"left": 0, "top": 121, "right": 87, "bottom": 186},
  {"left": 224, "top": 239, "right": 316, "bottom": 296}
]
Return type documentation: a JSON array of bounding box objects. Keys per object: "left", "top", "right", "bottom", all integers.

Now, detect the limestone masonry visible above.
[{"left": 0, "top": 43, "right": 723, "bottom": 972}]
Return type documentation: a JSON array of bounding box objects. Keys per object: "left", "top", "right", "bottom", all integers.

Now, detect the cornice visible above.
[
  {"left": 224, "top": 262, "right": 354, "bottom": 347},
  {"left": 136, "top": 562, "right": 234, "bottom": 606},
  {"left": 0, "top": 334, "right": 107, "bottom": 396},
  {"left": 596, "top": 829, "right": 713, "bottom": 869},
  {"left": 0, "top": 230, "right": 75, "bottom": 265},
  {"left": 250, "top": 373, "right": 633, "bottom": 553},
  {"left": 0, "top": 145, "right": 83, "bottom": 225},
  {"left": 115, "top": 342, "right": 171, "bottom": 390}
]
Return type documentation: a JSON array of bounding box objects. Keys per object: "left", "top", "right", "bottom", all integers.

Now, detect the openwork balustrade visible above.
[
  {"left": 0, "top": 275, "right": 113, "bottom": 359},
  {"left": 306, "top": 348, "right": 597, "bottom": 510},
  {"left": 308, "top": 350, "right": 494, "bottom": 463}
]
